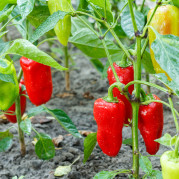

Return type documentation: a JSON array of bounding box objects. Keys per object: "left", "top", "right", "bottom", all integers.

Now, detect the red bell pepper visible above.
[
  {"left": 93, "top": 98, "right": 125, "bottom": 157},
  {"left": 20, "top": 57, "right": 53, "bottom": 106},
  {"left": 107, "top": 63, "right": 134, "bottom": 125},
  {"left": 138, "top": 94, "right": 164, "bottom": 155},
  {"left": 5, "top": 79, "right": 26, "bottom": 123}
]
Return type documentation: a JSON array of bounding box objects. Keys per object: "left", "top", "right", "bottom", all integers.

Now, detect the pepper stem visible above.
[
  {"left": 106, "top": 82, "right": 123, "bottom": 102},
  {"left": 16, "top": 69, "right": 26, "bottom": 156},
  {"left": 64, "top": 45, "right": 70, "bottom": 91},
  {"left": 15, "top": 95, "right": 26, "bottom": 156}
]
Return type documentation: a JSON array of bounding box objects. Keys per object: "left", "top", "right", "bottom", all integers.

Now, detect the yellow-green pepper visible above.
[
  {"left": 161, "top": 151, "right": 179, "bottom": 179},
  {"left": 0, "top": 59, "right": 19, "bottom": 111},
  {"left": 148, "top": 5, "right": 179, "bottom": 80},
  {"left": 48, "top": 0, "right": 72, "bottom": 46}
]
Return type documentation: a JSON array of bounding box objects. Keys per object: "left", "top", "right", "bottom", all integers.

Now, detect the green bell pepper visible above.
[
  {"left": 160, "top": 151, "right": 179, "bottom": 179},
  {"left": 0, "top": 59, "right": 19, "bottom": 111}
]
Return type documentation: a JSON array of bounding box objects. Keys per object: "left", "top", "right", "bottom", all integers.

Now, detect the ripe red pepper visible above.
[
  {"left": 20, "top": 57, "right": 53, "bottom": 106},
  {"left": 138, "top": 94, "right": 164, "bottom": 155},
  {"left": 93, "top": 98, "right": 125, "bottom": 157},
  {"left": 5, "top": 79, "right": 26, "bottom": 123},
  {"left": 107, "top": 63, "right": 134, "bottom": 125}
]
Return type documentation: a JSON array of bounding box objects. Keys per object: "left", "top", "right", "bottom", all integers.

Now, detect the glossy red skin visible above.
[
  {"left": 107, "top": 63, "right": 134, "bottom": 125},
  {"left": 20, "top": 57, "right": 53, "bottom": 106},
  {"left": 94, "top": 98, "right": 125, "bottom": 157},
  {"left": 138, "top": 94, "right": 164, "bottom": 155},
  {"left": 5, "top": 80, "right": 26, "bottom": 123}
]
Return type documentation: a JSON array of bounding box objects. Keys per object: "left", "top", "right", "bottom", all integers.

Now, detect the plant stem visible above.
[
  {"left": 174, "top": 137, "right": 179, "bottom": 158},
  {"left": 107, "top": 82, "right": 123, "bottom": 100},
  {"left": 75, "top": 11, "right": 104, "bottom": 23},
  {"left": 16, "top": 69, "right": 26, "bottom": 156},
  {"left": 124, "top": 80, "right": 169, "bottom": 94},
  {"left": 145, "top": 73, "right": 150, "bottom": 93},
  {"left": 37, "top": 38, "right": 58, "bottom": 47},
  {"left": 141, "top": 37, "right": 149, "bottom": 57},
  {"left": 107, "top": 27, "right": 133, "bottom": 61},
  {"left": 64, "top": 46, "right": 70, "bottom": 91},
  {"left": 141, "top": 0, "right": 162, "bottom": 37},
  {"left": 131, "top": 102, "right": 139, "bottom": 178},
  {"left": 128, "top": 0, "right": 141, "bottom": 177},
  {"left": 140, "top": 0, "right": 146, "bottom": 12},
  {"left": 168, "top": 96, "right": 179, "bottom": 133},
  {"left": 18, "top": 68, "right": 23, "bottom": 83},
  {"left": 15, "top": 95, "right": 26, "bottom": 156}
]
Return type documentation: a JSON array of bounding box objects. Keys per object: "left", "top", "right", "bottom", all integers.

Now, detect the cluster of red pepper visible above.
[
  {"left": 5, "top": 57, "right": 53, "bottom": 123},
  {"left": 94, "top": 62, "right": 163, "bottom": 157}
]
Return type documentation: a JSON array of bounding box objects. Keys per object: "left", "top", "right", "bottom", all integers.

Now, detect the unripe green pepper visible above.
[
  {"left": 48, "top": 0, "right": 72, "bottom": 46},
  {"left": 161, "top": 151, "right": 179, "bottom": 179},
  {"left": 148, "top": 5, "right": 179, "bottom": 80},
  {"left": 0, "top": 59, "right": 19, "bottom": 111}
]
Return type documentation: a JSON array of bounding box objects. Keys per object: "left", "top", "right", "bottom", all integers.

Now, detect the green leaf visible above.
[
  {"left": 93, "top": 171, "right": 118, "bottom": 179},
  {"left": 139, "top": 156, "right": 152, "bottom": 175},
  {"left": 0, "top": 130, "right": 13, "bottom": 152},
  {"left": 122, "top": 138, "right": 133, "bottom": 146},
  {"left": 77, "top": 0, "right": 88, "bottom": 10},
  {"left": 29, "top": 10, "right": 69, "bottom": 43},
  {"left": 149, "top": 170, "right": 162, "bottom": 179},
  {"left": 155, "top": 133, "right": 177, "bottom": 147},
  {"left": 0, "top": 73, "right": 15, "bottom": 84},
  {"left": 142, "top": 48, "right": 155, "bottom": 74},
  {"left": 44, "top": 107, "right": 82, "bottom": 138},
  {"left": 151, "top": 28, "right": 179, "bottom": 86},
  {"left": 121, "top": 10, "right": 145, "bottom": 38},
  {"left": 0, "top": 41, "right": 10, "bottom": 57},
  {"left": 35, "top": 133, "right": 55, "bottom": 160},
  {"left": 17, "top": 0, "right": 35, "bottom": 19},
  {"left": 27, "top": 6, "right": 55, "bottom": 36},
  {"left": 27, "top": 106, "right": 46, "bottom": 117},
  {"left": 0, "top": 5, "right": 15, "bottom": 23},
  {"left": 90, "top": 59, "right": 104, "bottom": 74},
  {"left": 70, "top": 28, "right": 120, "bottom": 58},
  {"left": 20, "top": 118, "right": 31, "bottom": 135},
  {"left": 0, "top": 0, "right": 17, "bottom": 11},
  {"left": 71, "top": 16, "right": 93, "bottom": 35},
  {"left": 11, "top": 6, "right": 26, "bottom": 39},
  {"left": 83, "top": 132, "right": 97, "bottom": 163},
  {"left": 155, "top": 73, "right": 179, "bottom": 97},
  {"left": 87, "top": 0, "right": 113, "bottom": 23},
  {"left": 4, "top": 39, "right": 67, "bottom": 71}
]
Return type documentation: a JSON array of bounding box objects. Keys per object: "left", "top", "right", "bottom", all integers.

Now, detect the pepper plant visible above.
[
  {"left": 0, "top": 0, "right": 179, "bottom": 178},
  {"left": 0, "top": 0, "right": 82, "bottom": 159}
]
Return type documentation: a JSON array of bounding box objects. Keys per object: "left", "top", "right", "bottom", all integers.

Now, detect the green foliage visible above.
[
  {"left": 35, "top": 133, "right": 55, "bottom": 160},
  {"left": 3, "top": 39, "right": 67, "bottom": 71},
  {"left": 155, "top": 133, "right": 177, "bottom": 147},
  {"left": 139, "top": 156, "right": 162, "bottom": 178},
  {"left": 83, "top": 132, "right": 97, "bottom": 163},
  {"left": 151, "top": 28, "right": 179, "bottom": 91},
  {"left": 0, "top": 5, "right": 15, "bottom": 23},
  {"left": 90, "top": 59, "right": 104, "bottom": 74},
  {"left": 121, "top": 10, "right": 145, "bottom": 38},
  {"left": 20, "top": 118, "right": 32, "bottom": 135},
  {"left": 29, "top": 10, "right": 69, "bottom": 43},
  {"left": 17, "top": 0, "right": 35, "bottom": 19},
  {"left": 0, "top": 130, "right": 13, "bottom": 152},
  {"left": 27, "top": 106, "right": 82, "bottom": 138}
]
